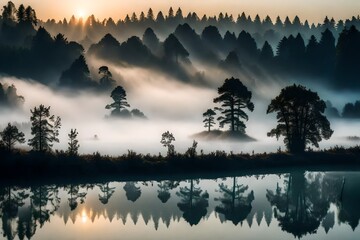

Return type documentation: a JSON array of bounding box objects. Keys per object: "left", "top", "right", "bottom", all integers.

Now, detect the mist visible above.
[{"left": 1, "top": 61, "right": 360, "bottom": 156}]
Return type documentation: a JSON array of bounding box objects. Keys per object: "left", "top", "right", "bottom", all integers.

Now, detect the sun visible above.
[
  {"left": 76, "top": 9, "right": 86, "bottom": 19},
  {"left": 81, "top": 209, "right": 88, "bottom": 224}
]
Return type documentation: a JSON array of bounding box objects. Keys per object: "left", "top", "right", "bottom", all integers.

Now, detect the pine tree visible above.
[
  {"left": 139, "top": 11, "right": 145, "bottom": 22},
  {"left": 275, "top": 16, "right": 283, "bottom": 30},
  {"left": 98, "top": 66, "right": 115, "bottom": 90},
  {"left": 67, "top": 129, "right": 79, "bottom": 156},
  {"left": 124, "top": 14, "right": 131, "bottom": 24},
  {"left": 175, "top": 8, "right": 183, "bottom": 21},
  {"left": 106, "top": 86, "right": 131, "bottom": 116},
  {"left": 130, "top": 12, "right": 138, "bottom": 23},
  {"left": 263, "top": 15, "right": 273, "bottom": 29},
  {"left": 163, "top": 34, "right": 189, "bottom": 63},
  {"left": 2, "top": 1, "right": 17, "bottom": 22},
  {"left": 156, "top": 11, "right": 165, "bottom": 23},
  {"left": 147, "top": 8, "right": 154, "bottom": 21},
  {"left": 284, "top": 16, "right": 292, "bottom": 30},
  {"left": 0, "top": 123, "right": 25, "bottom": 151},
  {"left": 24, "top": 6, "right": 38, "bottom": 25},
  {"left": 260, "top": 41, "right": 274, "bottom": 63},
  {"left": 16, "top": 4, "right": 26, "bottom": 23},
  {"left": 214, "top": 78, "right": 254, "bottom": 132},
  {"left": 203, "top": 109, "right": 216, "bottom": 132},
  {"left": 142, "top": 27, "right": 160, "bottom": 51},
  {"left": 160, "top": 131, "right": 175, "bottom": 156},
  {"left": 28, "top": 105, "right": 61, "bottom": 152},
  {"left": 59, "top": 55, "right": 93, "bottom": 88},
  {"left": 168, "top": 7, "right": 174, "bottom": 19}
]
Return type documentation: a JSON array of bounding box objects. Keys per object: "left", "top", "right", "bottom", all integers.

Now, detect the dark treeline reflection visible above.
[
  {"left": 0, "top": 172, "right": 359, "bottom": 239},
  {"left": 266, "top": 172, "right": 343, "bottom": 238}
]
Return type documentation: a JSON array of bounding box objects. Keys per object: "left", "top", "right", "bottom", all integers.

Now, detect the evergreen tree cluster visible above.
[
  {"left": 1, "top": 2, "right": 360, "bottom": 90},
  {"left": 39, "top": 5, "right": 360, "bottom": 47},
  {"left": 105, "top": 85, "right": 147, "bottom": 119},
  {"left": 0, "top": 26, "right": 84, "bottom": 84},
  {"left": 213, "top": 77, "right": 254, "bottom": 133},
  {"left": 0, "top": 1, "right": 37, "bottom": 46},
  {"left": 88, "top": 24, "right": 360, "bottom": 90},
  {"left": 0, "top": 104, "right": 83, "bottom": 155}
]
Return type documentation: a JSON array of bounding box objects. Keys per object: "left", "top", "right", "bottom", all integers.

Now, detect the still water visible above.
[{"left": 1, "top": 171, "right": 359, "bottom": 240}]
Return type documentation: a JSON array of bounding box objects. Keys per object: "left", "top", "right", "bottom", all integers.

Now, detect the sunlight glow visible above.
[
  {"left": 76, "top": 9, "right": 86, "bottom": 19},
  {"left": 81, "top": 210, "right": 88, "bottom": 224},
  {"left": 9, "top": 0, "right": 360, "bottom": 23}
]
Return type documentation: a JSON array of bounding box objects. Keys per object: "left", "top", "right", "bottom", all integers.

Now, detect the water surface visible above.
[{"left": 1, "top": 171, "right": 359, "bottom": 239}]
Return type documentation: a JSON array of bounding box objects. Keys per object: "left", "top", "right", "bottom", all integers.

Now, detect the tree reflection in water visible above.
[
  {"left": 215, "top": 177, "right": 254, "bottom": 225},
  {"left": 157, "top": 181, "right": 179, "bottom": 203},
  {"left": 97, "top": 183, "right": 115, "bottom": 204},
  {"left": 335, "top": 173, "right": 360, "bottom": 230},
  {"left": 123, "top": 182, "right": 141, "bottom": 202},
  {"left": 64, "top": 184, "right": 87, "bottom": 210},
  {"left": 0, "top": 172, "right": 359, "bottom": 239},
  {"left": 176, "top": 179, "right": 209, "bottom": 226},
  {"left": 30, "top": 185, "right": 60, "bottom": 227},
  {"left": 0, "top": 186, "right": 28, "bottom": 240},
  {"left": 266, "top": 171, "right": 342, "bottom": 238}
]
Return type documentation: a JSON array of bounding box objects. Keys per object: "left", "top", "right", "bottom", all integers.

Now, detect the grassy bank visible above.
[{"left": 1, "top": 145, "right": 360, "bottom": 184}]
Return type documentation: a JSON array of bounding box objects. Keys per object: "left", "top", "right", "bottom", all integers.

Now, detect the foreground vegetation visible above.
[{"left": 1, "top": 145, "right": 360, "bottom": 183}]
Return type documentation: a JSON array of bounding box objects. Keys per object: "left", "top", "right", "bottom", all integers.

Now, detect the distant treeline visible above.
[
  {"left": 89, "top": 24, "right": 360, "bottom": 89},
  {"left": 1, "top": 2, "right": 360, "bottom": 90},
  {"left": 38, "top": 7, "right": 360, "bottom": 46}
]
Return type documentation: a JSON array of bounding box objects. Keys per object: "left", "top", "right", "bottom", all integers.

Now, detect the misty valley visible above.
[{"left": 1, "top": 1, "right": 360, "bottom": 239}]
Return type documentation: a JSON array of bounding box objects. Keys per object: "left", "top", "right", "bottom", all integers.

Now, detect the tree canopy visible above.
[
  {"left": 0, "top": 123, "right": 25, "bottom": 151},
  {"left": 163, "top": 34, "right": 189, "bottom": 63},
  {"left": 203, "top": 109, "right": 216, "bottom": 132},
  {"left": 28, "top": 105, "right": 61, "bottom": 152},
  {"left": 59, "top": 55, "right": 95, "bottom": 88},
  {"left": 214, "top": 77, "right": 254, "bottom": 132},
  {"left": 67, "top": 129, "right": 80, "bottom": 156},
  {"left": 267, "top": 84, "right": 333, "bottom": 153},
  {"left": 105, "top": 86, "right": 131, "bottom": 117},
  {"left": 160, "top": 131, "right": 175, "bottom": 156},
  {"left": 98, "top": 66, "right": 116, "bottom": 90}
]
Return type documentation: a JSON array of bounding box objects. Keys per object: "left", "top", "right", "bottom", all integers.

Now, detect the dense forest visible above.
[{"left": 1, "top": 1, "right": 360, "bottom": 91}]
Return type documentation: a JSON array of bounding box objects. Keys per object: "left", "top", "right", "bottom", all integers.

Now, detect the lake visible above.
[{"left": 1, "top": 171, "right": 359, "bottom": 239}]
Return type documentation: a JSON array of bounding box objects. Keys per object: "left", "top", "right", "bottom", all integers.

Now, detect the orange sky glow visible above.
[{"left": 7, "top": 0, "right": 360, "bottom": 24}]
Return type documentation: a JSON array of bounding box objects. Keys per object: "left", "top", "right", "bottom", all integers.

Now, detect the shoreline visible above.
[{"left": 1, "top": 146, "right": 360, "bottom": 185}]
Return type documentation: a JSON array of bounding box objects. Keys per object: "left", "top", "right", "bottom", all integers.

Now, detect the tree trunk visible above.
[
  {"left": 7, "top": 138, "right": 11, "bottom": 151},
  {"left": 39, "top": 114, "right": 42, "bottom": 152},
  {"left": 231, "top": 104, "right": 235, "bottom": 132},
  {"left": 232, "top": 177, "right": 236, "bottom": 208},
  {"left": 190, "top": 180, "right": 193, "bottom": 208}
]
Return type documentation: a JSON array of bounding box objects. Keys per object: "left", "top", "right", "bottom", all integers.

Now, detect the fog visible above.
[{"left": 1, "top": 67, "right": 360, "bottom": 155}]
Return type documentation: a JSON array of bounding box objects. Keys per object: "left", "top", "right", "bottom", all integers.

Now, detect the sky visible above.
[{"left": 8, "top": 0, "right": 360, "bottom": 24}]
